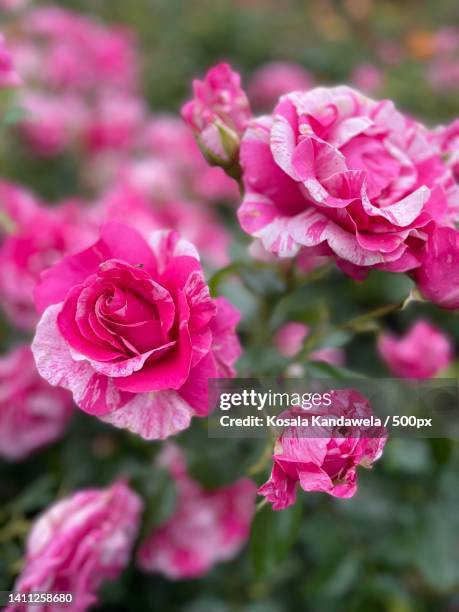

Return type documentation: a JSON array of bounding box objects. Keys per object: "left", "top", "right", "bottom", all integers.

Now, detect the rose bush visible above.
[{"left": 32, "top": 222, "right": 241, "bottom": 440}]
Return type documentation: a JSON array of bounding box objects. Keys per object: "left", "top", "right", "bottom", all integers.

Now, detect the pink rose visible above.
[
  {"left": 274, "top": 322, "right": 309, "bottom": 357},
  {"left": 0, "top": 33, "right": 21, "bottom": 88},
  {"left": 238, "top": 86, "right": 459, "bottom": 281},
  {"left": 137, "top": 443, "right": 256, "bottom": 578},
  {"left": 414, "top": 226, "right": 459, "bottom": 309},
  {"left": 259, "top": 389, "right": 387, "bottom": 509},
  {"left": 182, "top": 63, "right": 251, "bottom": 165},
  {"left": 248, "top": 62, "right": 313, "bottom": 110},
  {"left": 0, "top": 345, "right": 72, "bottom": 461},
  {"left": 32, "top": 223, "right": 241, "bottom": 440},
  {"left": 0, "top": 192, "right": 96, "bottom": 329},
  {"left": 8, "top": 481, "right": 143, "bottom": 612},
  {"left": 378, "top": 320, "right": 453, "bottom": 378}
]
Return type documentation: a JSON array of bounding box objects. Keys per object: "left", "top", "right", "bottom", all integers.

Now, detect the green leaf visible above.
[
  {"left": 11, "top": 475, "right": 57, "bottom": 514},
  {"left": 250, "top": 502, "right": 302, "bottom": 577}
]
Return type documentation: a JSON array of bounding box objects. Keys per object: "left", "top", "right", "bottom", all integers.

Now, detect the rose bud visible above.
[
  {"left": 181, "top": 63, "right": 251, "bottom": 170},
  {"left": 259, "top": 389, "right": 387, "bottom": 509}
]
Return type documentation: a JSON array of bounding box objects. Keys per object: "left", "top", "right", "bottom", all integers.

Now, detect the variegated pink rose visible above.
[
  {"left": 7, "top": 481, "right": 143, "bottom": 612},
  {"left": 0, "top": 345, "right": 73, "bottom": 461},
  {"left": 32, "top": 222, "right": 241, "bottom": 440},
  {"left": 137, "top": 443, "right": 256, "bottom": 578},
  {"left": 378, "top": 319, "right": 453, "bottom": 379},
  {"left": 238, "top": 86, "right": 459, "bottom": 285},
  {"left": 259, "top": 389, "right": 387, "bottom": 509}
]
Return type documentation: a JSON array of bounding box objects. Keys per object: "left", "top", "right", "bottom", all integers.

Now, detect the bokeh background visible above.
[{"left": 1, "top": 1, "right": 459, "bottom": 611}]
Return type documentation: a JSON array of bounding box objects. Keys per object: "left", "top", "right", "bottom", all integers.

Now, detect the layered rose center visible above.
[{"left": 57, "top": 258, "right": 176, "bottom": 364}]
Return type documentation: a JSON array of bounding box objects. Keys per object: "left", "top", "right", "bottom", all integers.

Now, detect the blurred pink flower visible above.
[
  {"left": 145, "top": 116, "right": 239, "bottom": 202},
  {"left": 0, "top": 33, "right": 21, "bottom": 87},
  {"left": 83, "top": 93, "right": 145, "bottom": 154},
  {"left": 274, "top": 322, "right": 309, "bottom": 357},
  {"left": 0, "top": 190, "right": 96, "bottom": 329},
  {"left": 237, "top": 86, "right": 459, "bottom": 297},
  {"left": 97, "top": 182, "right": 231, "bottom": 266},
  {"left": 310, "top": 347, "right": 345, "bottom": 367},
  {"left": 378, "top": 320, "right": 453, "bottom": 379},
  {"left": 414, "top": 226, "right": 459, "bottom": 309},
  {"left": 248, "top": 61, "right": 313, "bottom": 109},
  {"left": 433, "top": 27, "right": 459, "bottom": 55},
  {"left": 32, "top": 223, "right": 241, "bottom": 440},
  {"left": 351, "top": 63, "right": 383, "bottom": 95},
  {"left": 138, "top": 443, "right": 256, "bottom": 578},
  {"left": 427, "top": 59, "right": 459, "bottom": 92},
  {"left": 0, "top": 344, "right": 73, "bottom": 461},
  {"left": 19, "top": 92, "right": 88, "bottom": 156},
  {"left": 432, "top": 119, "right": 459, "bottom": 181},
  {"left": 21, "top": 7, "right": 138, "bottom": 92},
  {"left": 8, "top": 481, "right": 143, "bottom": 611},
  {"left": 259, "top": 390, "right": 387, "bottom": 509},
  {"left": 0, "top": 0, "right": 30, "bottom": 10},
  {"left": 182, "top": 63, "right": 251, "bottom": 164}
]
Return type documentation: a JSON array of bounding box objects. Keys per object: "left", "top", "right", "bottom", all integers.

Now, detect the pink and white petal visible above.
[
  {"left": 289, "top": 208, "right": 408, "bottom": 266},
  {"left": 100, "top": 390, "right": 195, "bottom": 440},
  {"left": 238, "top": 192, "right": 278, "bottom": 236},
  {"left": 210, "top": 297, "right": 242, "bottom": 377},
  {"left": 149, "top": 230, "right": 200, "bottom": 275},
  {"left": 328, "top": 115, "right": 374, "bottom": 148},
  {"left": 89, "top": 344, "right": 175, "bottom": 378},
  {"left": 178, "top": 351, "right": 217, "bottom": 415},
  {"left": 241, "top": 119, "right": 305, "bottom": 212},
  {"left": 360, "top": 185, "right": 429, "bottom": 227},
  {"left": 271, "top": 111, "right": 300, "bottom": 180},
  {"left": 32, "top": 304, "right": 130, "bottom": 416}
]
